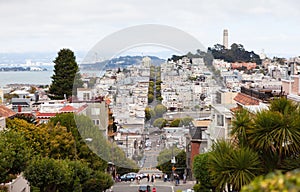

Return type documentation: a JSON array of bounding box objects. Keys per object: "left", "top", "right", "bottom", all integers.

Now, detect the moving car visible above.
[
  {"left": 155, "top": 173, "right": 162, "bottom": 179},
  {"left": 120, "top": 174, "right": 127, "bottom": 181},
  {"left": 126, "top": 172, "right": 137, "bottom": 181},
  {"left": 138, "top": 185, "right": 151, "bottom": 192},
  {"left": 120, "top": 172, "right": 137, "bottom": 181},
  {"left": 183, "top": 189, "right": 194, "bottom": 192}
]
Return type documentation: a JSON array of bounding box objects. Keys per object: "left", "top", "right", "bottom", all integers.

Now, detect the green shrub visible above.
[{"left": 242, "top": 169, "right": 300, "bottom": 192}]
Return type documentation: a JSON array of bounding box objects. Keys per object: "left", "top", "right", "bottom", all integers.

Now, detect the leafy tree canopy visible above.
[
  {"left": 24, "top": 157, "right": 72, "bottom": 192},
  {"left": 192, "top": 153, "right": 213, "bottom": 192},
  {"left": 208, "top": 43, "right": 261, "bottom": 64},
  {"left": 0, "top": 130, "right": 32, "bottom": 183},
  {"left": 145, "top": 107, "right": 155, "bottom": 122},
  {"left": 156, "top": 149, "right": 186, "bottom": 176},
  {"left": 241, "top": 170, "right": 300, "bottom": 192},
  {"left": 153, "top": 118, "right": 167, "bottom": 129},
  {"left": 154, "top": 104, "right": 167, "bottom": 118}
]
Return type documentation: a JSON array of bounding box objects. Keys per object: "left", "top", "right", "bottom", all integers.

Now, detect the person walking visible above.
[
  {"left": 136, "top": 175, "right": 141, "bottom": 184},
  {"left": 164, "top": 174, "right": 168, "bottom": 182},
  {"left": 174, "top": 174, "right": 180, "bottom": 186},
  {"left": 151, "top": 174, "right": 155, "bottom": 183}
]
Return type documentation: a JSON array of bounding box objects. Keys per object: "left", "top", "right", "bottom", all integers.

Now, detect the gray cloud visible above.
[{"left": 0, "top": 0, "right": 299, "bottom": 56}]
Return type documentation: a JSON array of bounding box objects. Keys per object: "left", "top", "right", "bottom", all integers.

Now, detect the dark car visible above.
[
  {"left": 138, "top": 185, "right": 151, "bottom": 192},
  {"left": 120, "top": 174, "right": 127, "bottom": 181},
  {"left": 120, "top": 172, "right": 137, "bottom": 181},
  {"left": 126, "top": 172, "right": 137, "bottom": 181}
]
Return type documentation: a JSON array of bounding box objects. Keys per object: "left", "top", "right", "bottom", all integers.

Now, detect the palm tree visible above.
[
  {"left": 268, "top": 97, "right": 298, "bottom": 114},
  {"left": 208, "top": 140, "right": 232, "bottom": 191},
  {"left": 247, "top": 98, "right": 300, "bottom": 172},
  {"left": 231, "top": 108, "right": 252, "bottom": 148},
  {"left": 208, "top": 140, "right": 261, "bottom": 191}
]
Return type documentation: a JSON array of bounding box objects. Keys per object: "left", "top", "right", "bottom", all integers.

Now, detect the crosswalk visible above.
[
  {"left": 129, "top": 179, "right": 175, "bottom": 190},
  {"left": 140, "top": 167, "right": 160, "bottom": 171}
]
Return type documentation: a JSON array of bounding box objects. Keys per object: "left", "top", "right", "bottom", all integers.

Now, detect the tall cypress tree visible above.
[{"left": 49, "top": 48, "right": 83, "bottom": 100}]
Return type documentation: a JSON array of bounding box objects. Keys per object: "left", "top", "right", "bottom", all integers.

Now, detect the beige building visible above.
[
  {"left": 77, "top": 88, "right": 93, "bottom": 101},
  {"left": 216, "top": 89, "right": 238, "bottom": 104},
  {"left": 282, "top": 75, "right": 300, "bottom": 95}
]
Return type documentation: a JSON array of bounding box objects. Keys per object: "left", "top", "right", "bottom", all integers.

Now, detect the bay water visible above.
[{"left": 0, "top": 70, "right": 102, "bottom": 87}]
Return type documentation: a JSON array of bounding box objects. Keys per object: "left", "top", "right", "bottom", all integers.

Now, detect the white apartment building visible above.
[{"left": 206, "top": 104, "right": 234, "bottom": 150}]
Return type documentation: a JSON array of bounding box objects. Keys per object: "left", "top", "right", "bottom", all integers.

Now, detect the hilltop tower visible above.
[{"left": 223, "top": 29, "right": 228, "bottom": 49}]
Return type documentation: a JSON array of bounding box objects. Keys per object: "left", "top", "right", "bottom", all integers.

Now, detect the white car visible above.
[
  {"left": 145, "top": 141, "right": 152, "bottom": 147},
  {"left": 183, "top": 189, "right": 194, "bottom": 192}
]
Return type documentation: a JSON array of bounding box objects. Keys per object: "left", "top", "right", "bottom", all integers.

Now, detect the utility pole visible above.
[
  {"left": 126, "top": 132, "right": 129, "bottom": 157},
  {"left": 171, "top": 144, "right": 175, "bottom": 181}
]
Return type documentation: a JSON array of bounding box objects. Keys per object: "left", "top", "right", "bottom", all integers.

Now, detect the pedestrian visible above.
[
  {"left": 151, "top": 174, "right": 155, "bottom": 183},
  {"left": 174, "top": 174, "right": 180, "bottom": 185},
  {"left": 136, "top": 176, "right": 141, "bottom": 184},
  {"left": 147, "top": 174, "right": 150, "bottom": 182},
  {"left": 164, "top": 174, "right": 168, "bottom": 182},
  {"left": 152, "top": 187, "right": 156, "bottom": 192}
]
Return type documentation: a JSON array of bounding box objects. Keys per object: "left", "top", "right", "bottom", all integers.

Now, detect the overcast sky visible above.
[{"left": 1, "top": 0, "right": 300, "bottom": 59}]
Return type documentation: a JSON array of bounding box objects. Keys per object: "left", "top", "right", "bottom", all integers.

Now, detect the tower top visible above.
[{"left": 223, "top": 29, "right": 228, "bottom": 49}]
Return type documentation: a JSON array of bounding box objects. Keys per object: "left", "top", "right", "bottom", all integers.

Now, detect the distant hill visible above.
[{"left": 80, "top": 55, "right": 165, "bottom": 70}]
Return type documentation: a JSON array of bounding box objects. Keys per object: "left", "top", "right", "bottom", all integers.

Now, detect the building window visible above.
[
  {"left": 91, "top": 108, "right": 100, "bottom": 115},
  {"left": 202, "top": 130, "right": 208, "bottom": 140},
  {"left": 93, "top": 119, "right": 100, "bottom": 125},
  {"left": 188, "top": 144, "right": 191, "bottom": 152},
  {"left": 217, "top": 114, "right": 224, "bottom": 126},
  {"left": 83, "top": 93, "right": 90, "bottom": 100}
]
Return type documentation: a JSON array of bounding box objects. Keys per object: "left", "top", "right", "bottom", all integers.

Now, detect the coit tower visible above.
[{"left": 223, "top": 29, "right": 228, "bottom": 49}]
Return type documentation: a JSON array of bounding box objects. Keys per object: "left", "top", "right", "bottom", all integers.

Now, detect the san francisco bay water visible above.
[{"left": 0, "top": 70, "right": 101, "bottom": 87}]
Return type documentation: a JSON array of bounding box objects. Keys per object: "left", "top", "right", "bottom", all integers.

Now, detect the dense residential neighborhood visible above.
[
  {"left": 2, "top": 0, "right": 300, "bottom": 191},
  {"left": 1, "top": 42, "right": 300, "bottom": 191}
]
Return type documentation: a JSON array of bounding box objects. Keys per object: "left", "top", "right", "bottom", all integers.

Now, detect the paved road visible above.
[
  {"left": 143, "top": 134, "right": 162, "bottom": 168},
  {"left": 110, "top": 178, "right": 195, "bottom": 192}
]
